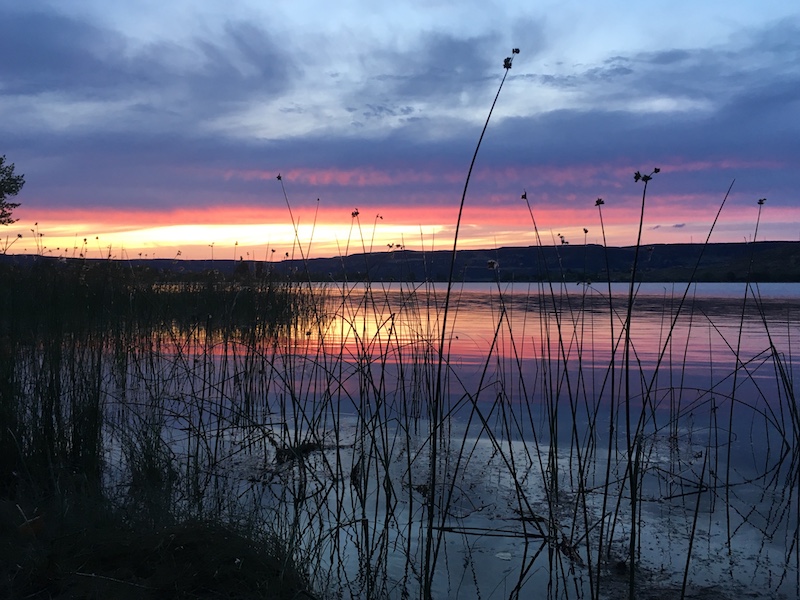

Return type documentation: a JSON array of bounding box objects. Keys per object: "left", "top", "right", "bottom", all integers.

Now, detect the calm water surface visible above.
[
  {"left": 301, "top": 281, "right": 800, "bottom": 597},
  {"left": 98, "top": 281, "right": 800, "bottom": 599}
]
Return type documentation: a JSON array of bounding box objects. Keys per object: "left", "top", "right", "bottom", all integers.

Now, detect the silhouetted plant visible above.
[{"left": 0, "top": 155, "right": 24, "bottom": 226}]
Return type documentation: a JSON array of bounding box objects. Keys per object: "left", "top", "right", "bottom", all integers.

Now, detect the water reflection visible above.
[
  {"left": 17, "top": 279, "right": 795, "bottom": 598},
  {"left": 296, "top": 281, "right": 800, "bottom": 596},
  {"left": 320, "top": 281, "right": 800, "bottom": 375}
]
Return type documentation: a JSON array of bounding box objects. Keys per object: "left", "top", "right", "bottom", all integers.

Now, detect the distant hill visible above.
[{"left": 2, "top": 241, "right": 800, "bottom": 282}]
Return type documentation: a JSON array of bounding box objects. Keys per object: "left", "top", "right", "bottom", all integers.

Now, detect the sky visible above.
[{"left": 1, "top": 0, "right": 799, "bottom": 261}]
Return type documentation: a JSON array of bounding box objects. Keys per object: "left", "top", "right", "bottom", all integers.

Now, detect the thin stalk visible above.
[
  {"left": 595, "top": 197, "right": 617, "bottom": 600},
  {"left": 681, "top": 450, "right": 708, "bottom": 600},
  {"left": 425, "top": 49, "right": 519, "bottom": 600},
  {"left": 726, "top": 198, "right": 766, "bottom": 556},
  {"left": 624, "top": 168, "right": 658, "bottom": 599}
]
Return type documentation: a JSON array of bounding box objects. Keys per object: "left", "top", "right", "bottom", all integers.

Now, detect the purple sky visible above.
[{"left": 1, "top": 1, "right": 798, "bottom": 259}]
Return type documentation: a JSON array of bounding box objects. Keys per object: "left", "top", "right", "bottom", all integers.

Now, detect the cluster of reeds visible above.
[{"left": 0, "top": 258, "right": 321, "bottom": 598}]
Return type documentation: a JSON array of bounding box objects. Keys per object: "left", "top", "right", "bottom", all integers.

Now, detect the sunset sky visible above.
[{"left": 1, "top": 1, "right": 799, "bottom": 261}]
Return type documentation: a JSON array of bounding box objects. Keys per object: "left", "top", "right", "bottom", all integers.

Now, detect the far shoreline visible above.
[{"left": 2, "top": 240, "right": 799, "bottom": 283}]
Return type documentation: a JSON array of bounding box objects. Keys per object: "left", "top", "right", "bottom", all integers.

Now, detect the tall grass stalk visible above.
[
  {"left": 622, "top": 169, "right": 659, "bottom": 599},
  {"left": 424, "top": 49, "right": 518, "bottom": 599},
  {"left": 725, "top": 198, "right": 766, "bottom": 557}
]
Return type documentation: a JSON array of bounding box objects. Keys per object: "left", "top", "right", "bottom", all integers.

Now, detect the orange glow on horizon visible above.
[{"left": 4, "top": 193, "right": 798, "bottom": 261}]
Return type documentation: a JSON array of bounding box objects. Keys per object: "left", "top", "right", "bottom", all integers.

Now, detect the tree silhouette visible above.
[{"left": 0, "top": 155, "right": 25, "bottom": 225}]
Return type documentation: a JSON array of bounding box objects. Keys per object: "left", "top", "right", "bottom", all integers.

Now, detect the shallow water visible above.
[{"left": 88, "top": 282, "right": 800, "bottom": 598}]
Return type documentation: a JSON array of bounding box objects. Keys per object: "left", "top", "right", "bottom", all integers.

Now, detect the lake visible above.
[
  {"left": 280, "top": 281, "right": 799, "bottom": 598},
  {"left": 21, "top": 279, "right": 797, "bottom": 599}
]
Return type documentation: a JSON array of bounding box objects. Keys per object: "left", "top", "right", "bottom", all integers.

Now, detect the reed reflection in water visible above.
[
  {"left": 10, "top": 278, "right": 798, "bottom": 599},
  {"left": 228, "top": 280, "right": 799, "bottom": 598}
]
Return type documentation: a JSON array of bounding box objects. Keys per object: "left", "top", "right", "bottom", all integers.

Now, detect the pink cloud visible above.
[{"left": 223, "top": 167, "right": 464, "bottom": 187}]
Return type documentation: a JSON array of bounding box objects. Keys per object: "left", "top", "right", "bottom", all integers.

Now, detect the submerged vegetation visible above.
[{"left": 2, "top": 51, "right": 799, "bottom": 600}]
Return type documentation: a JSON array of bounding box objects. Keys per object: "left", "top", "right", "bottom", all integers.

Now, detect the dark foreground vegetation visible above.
[{"left": 0, "top": 260, "right": 317, "bottom": 599}]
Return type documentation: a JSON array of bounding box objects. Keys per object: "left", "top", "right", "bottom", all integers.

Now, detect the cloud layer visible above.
[{"left": 2, "top": 1, "right": 798, "bottom": 258}]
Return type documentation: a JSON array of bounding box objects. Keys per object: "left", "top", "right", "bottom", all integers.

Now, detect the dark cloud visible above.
[
  {"left": 519, "top": 19, "right": 800, "bottom": 131},
  {"left": 186, "top": 21, "right": 293, "bottom": 102},
  {"left": 0, "top": 10, "right": 295, "bottom": 127},
  {"left": 647, "top": 49, "right": 692, "bottom": 65},
  {"left": 360, "top": 104, "right": 416, "bottom": 120},
  {"left": 366, "top": 31, "right": 501, "bottom": 104},
  {"left": 0, "top": 11, "right": 130, "bottom": 95},
  {"left": 523, "top": 57, "right": 635, "bottom": 89}
]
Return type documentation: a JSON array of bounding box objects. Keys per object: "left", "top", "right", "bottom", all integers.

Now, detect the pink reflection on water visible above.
[{"left": 312, "top": 282, "right": 800, "bottom": 376}]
